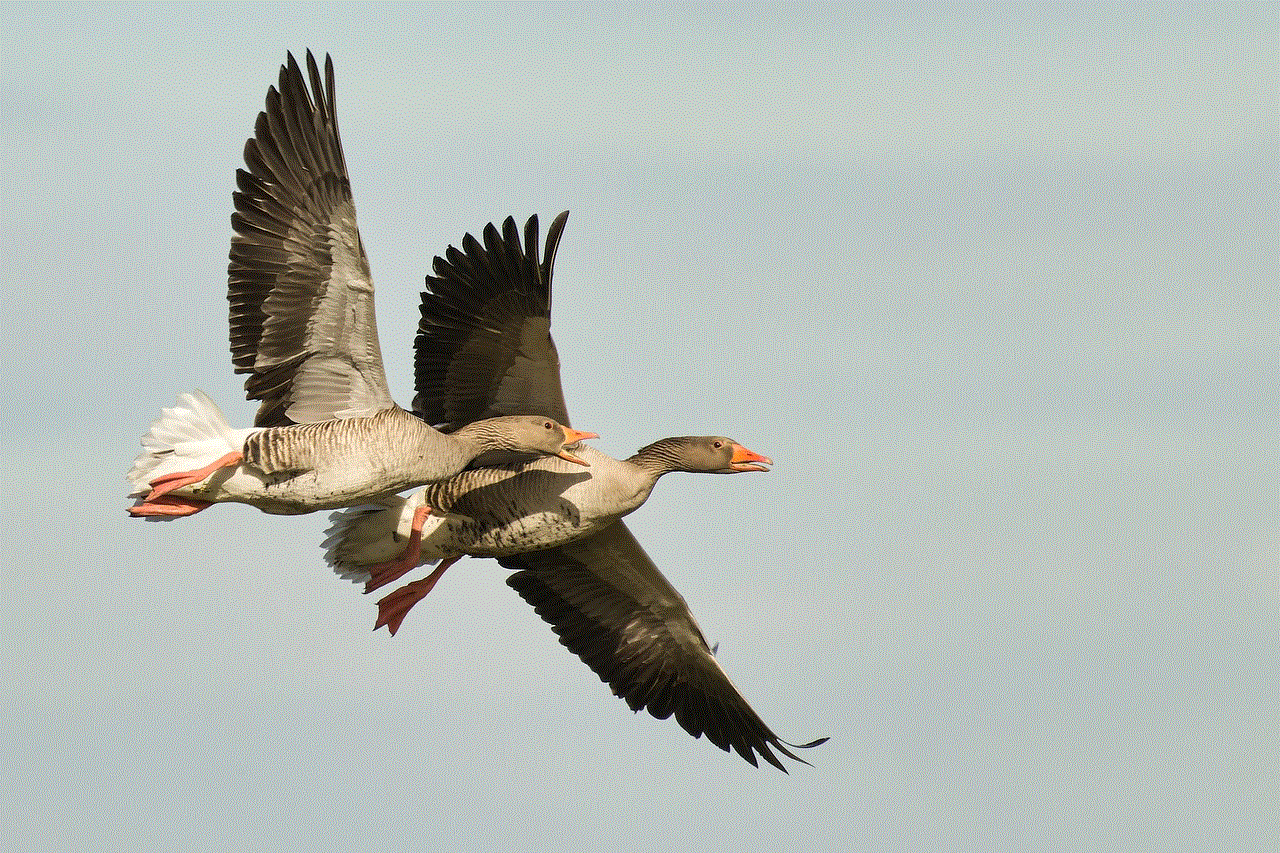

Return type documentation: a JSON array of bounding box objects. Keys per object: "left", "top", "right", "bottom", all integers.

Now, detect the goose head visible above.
[
  {"left": 635, "top": 436, "right": 773, "bottom": 474},
  {"left": 485, "top": 415, "right": 599, "bottom": 465}
]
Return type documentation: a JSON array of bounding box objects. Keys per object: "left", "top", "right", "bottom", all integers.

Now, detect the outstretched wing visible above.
[
  {"left": 412, "top": 212, "right": 571, "bottom": 430},
  {"left": 229, "top": 51, "right": 393, "bottom": 427},
  {"left": 502, "top": 522, "right": 828, "bottom": 771}
]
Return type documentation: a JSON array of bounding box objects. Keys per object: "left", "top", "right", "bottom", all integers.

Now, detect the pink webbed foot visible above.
[
  {"left": 145, "top": 450, "right": 243, "bottom": 501},
  {"left": 128, "top": 495, "right": 214, "bottom": 517},
  {"left": 363, "top": 504, "right": 433, "bottom": 594},
  {"left": 374, "top": 557, "right": 461, "bottom": 636}
]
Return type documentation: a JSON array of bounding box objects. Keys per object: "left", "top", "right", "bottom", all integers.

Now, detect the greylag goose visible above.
[
  {"left": 325, "top": 437, "right": 772, "bottom": 631},
  {"left": 328, "top": 211, "right": 826, "bottom": 770},
  {"left": 126, "top": 53, "right": 596, "bottom": 519}
]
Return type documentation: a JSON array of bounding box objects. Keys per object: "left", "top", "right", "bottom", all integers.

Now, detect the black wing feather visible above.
[
  {"left": 502, "top": 522, "right": 828, "bottom": 771},
  {"left": 413, "top": 212, "right": 571, "bottom": 429}
]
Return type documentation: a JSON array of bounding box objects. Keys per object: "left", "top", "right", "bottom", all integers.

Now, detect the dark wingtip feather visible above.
[{"left": 542, "top": 211, "right": 569, "bottom": 296}]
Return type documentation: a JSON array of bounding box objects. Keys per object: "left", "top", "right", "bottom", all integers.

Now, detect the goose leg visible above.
[
  {"left": 128, "top": 495, "right": 214, "bottom": 517},
  {"left": 145, "top": 451, "right": 243, "bottom": 501},
  {"left": 363, "top": 504, "right": 433, "bottom": 594},
  {"left": 374, "top": 557, "right": 461, "bottom": 636}
]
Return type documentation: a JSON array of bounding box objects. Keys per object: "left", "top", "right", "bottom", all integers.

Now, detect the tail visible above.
[
  {"left": 126, "top": 391, "right": 244, "bottom": 498},
  {"left": 322, "top": 490, "right": 435, "bottom": 583}
]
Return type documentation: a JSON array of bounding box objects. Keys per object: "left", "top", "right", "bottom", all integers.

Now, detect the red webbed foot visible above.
[
  {"left": 373, "top": 557, "right": 460, "bottom": 635},
  {"left": 363, "top": 504, "right": 433, "bottom": 594},
  {"left": 128, "top": 495, "right": 214, "bottom": 517},
  {"left": 145, "top": 450, "right": 243, "bottom": 501}
]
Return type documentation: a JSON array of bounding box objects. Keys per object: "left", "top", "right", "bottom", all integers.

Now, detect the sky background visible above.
[{"left": 2, "top": 4, "right": 1276, "bottom": 851}]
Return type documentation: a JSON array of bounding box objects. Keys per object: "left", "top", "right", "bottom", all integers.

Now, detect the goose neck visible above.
[
  {"left": 627, "top": 438, "right": 688, "bottom": 478},
  {"left": 450, "top": 420, "right": 510, "bottom": 454}
]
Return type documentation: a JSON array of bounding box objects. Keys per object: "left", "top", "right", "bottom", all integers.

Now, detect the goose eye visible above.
[
  {"left": 712, "top": 440, "right": 724, "bottom": 449},
  {"left": 544, "top": 421, "right": 553, "bottom": 430}
]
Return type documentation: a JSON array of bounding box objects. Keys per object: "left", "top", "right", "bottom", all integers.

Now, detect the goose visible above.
[
  {"left": 126, "top": 52, "right": 596, "bottom": 520},
  {"left": 325, "top": 437, "right": 772, "bottom": 631},
  {"left": 327, "top": 210, "right": 826, "bottom": 770}
]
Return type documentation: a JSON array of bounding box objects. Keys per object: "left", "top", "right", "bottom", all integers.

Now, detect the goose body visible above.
[
  {"left": 329, "top": 445, "right": 645, "bottom": 570},
  {"left": 326, "top": 439, "right": 769, "bottom": 574},
  {"left": 128, "top": 393, "right": 592, "bottom": 516},
  {"left": 126, "top": 52, "right": 593, "bottom": 519}
]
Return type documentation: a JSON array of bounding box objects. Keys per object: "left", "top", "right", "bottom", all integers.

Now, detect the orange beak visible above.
[
  {"left": 557, "top": 427, "right": 599, "bottom": 466},
  {"left": 729, "top": 443, "right": 773, "bottom": 472}
]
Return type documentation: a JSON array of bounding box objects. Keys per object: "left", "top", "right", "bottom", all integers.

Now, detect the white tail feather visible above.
[
  {"left": 126, "top": 390, "right": 248, "bottom": 496},
  {"left": 323, "top": 491, "right": 434, "bottom": 583}
]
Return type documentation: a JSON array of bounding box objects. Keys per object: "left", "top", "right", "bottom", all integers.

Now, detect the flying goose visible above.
[
  {"left": 126, "top": 53, "right": 595, "bottom": 520},
  {"left": 328, "top": 211, "right": 826, "bottom": 770},
  {"left": 325, "top": 437, "right": 772, "bottom": 632}
]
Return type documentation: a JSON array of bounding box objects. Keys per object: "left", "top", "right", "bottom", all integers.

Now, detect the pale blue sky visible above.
[{"left": 2, "top": 5, "right": 1276, "bottom": 852}]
